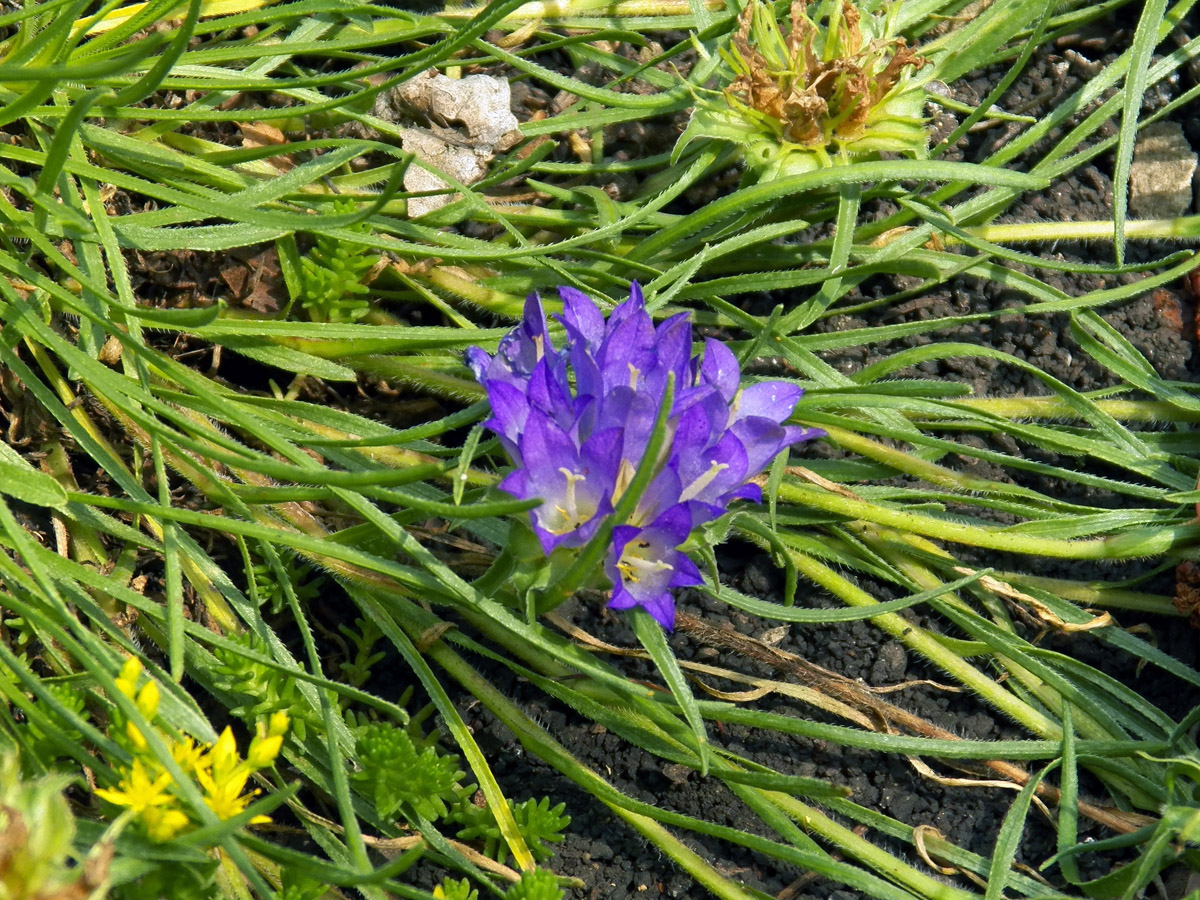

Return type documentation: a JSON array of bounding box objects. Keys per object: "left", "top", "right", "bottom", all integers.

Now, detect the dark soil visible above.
[{"left": 428, "top": 10, "right": 1200, "bottom": 900}]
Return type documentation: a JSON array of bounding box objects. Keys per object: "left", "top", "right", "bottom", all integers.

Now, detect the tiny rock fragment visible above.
[
  {"left": 380, "top": 70, "right": 522, "bottom": 216},
  {"left": 1129, "top": 120, "right": 1197, "bottom": 219},
  {"left": 399, "top": 128, "right": 491, "bottom": 217},
  {"left": 662, "top": 763, "right": 692, "bottom": 786},
  {"left": 219, "top": 245, "right": 285, "bottom": 314},
  {"left": 758, "top": 624, "right": 790, "bottom": 646},
  {"left": 238, "top": 121, "right": 294, "bottom": 171},
  {"left": 99, "top": 334, "right": 123, "bottom": 365},
  {"left": 391, "top": 70, "right": 521, "bottom": 149}
]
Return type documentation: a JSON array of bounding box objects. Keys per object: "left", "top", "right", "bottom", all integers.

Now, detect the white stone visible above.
[{"left": 1129, "top": 120, "right": 1196, "bottom": 219}]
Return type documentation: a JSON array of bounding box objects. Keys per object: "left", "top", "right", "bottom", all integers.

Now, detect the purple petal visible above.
[
  {"left": 646, "top": 503, "right": 696, "bottom": 547},
  {"left": 630, "top": 466, "right": 683, "bottom": 528},
  {"left": 668, "top": 551, "right": 703, "bottom": 590},
  {"left": 519, "top": 414, "right": 578, "bottom": 482},
  {"left": 579, "top": 427, "right": 623, "bottom": 486},
  {"left": 527, "top": 356, "right": 574, "bottom": 426},
  {"left": 559, "top": 286, "right": 605, "bottom": 348},
  {"left": 519, "top": 418, "right": 612, "bottom": 554},
  {"left": 493, "top": 292, "right": 554, "bottom": 378},
  {"left": 734, "top": 382, "right": 803, "bottom": 424},
  {"left": 676, "top": 432, "right": 750, "bottom": 506},
  {"left": 484, "top": 381, "right": 530, "bottom": 448},
  {"left": 562, "top": 324, "right": 603, "bottom": 403},
  {"left": 473, "top": 280, "right": 824, "bottom": 632},
  {"left": 598, "top": 310, "right": 656, "bottom": 392},
  {"left": 649, "top": 312, "right": 694, "bottom": 392},
  {"left": 724, "top": 482, "right": 762, "bottom": 505},
  {"left": 498, "top": 467, "right": 528, "bottom": 499},
  {"left": 609, "top": 586, "right": 676, "bottom": 632},
  {"left": 465, "top": 346, "right": 493, "bottom": 382},
  {"left": 604, "top": 507, "right": 704, "bottom": 631},
  {"left": 700, "top": 339, "right": 740, "bottom": 403},
  {"left": 730, "top": 417, "right": 793, "bottom": 476},
  {"left": 786, "top": 425, "right": 828, "bottom": 445}
]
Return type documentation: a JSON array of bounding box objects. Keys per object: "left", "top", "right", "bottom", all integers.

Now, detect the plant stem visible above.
[
  {"left": 411, "top": 615, "right": 977, "bottom": 900},
  {"left": 436, "top": 0, "right": 725, "bottom": 21},
  {"left": 990, "top": 571, "right": 1178, "bottom": 615},
  {"left": 775, "top": 479, "right": 1199, "bottom": 559},
  {"left": 781, "top": 540, "right": 1063, "bottom": 739},
  {"left": 939, "top": 397, "right": 1200, "bottom": 423},
  {"left": 959, "top": 216, "right": 1200, "bottom": 244}
]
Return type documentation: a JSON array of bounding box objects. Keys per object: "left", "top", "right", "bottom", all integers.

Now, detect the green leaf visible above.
[
  {"left": 630, "top": 607, "right": 710, "bottom": 777},
  {"left": 222, "top": 340, "right": 358, "bottom": 381},
  {"left": 985, "top": 761, "right": 1056, "bottom": 900},
  {"left": 1112, "top": 0, "right": 1170, "bottom": 264},
  {"left": 0, "top": 444, "right": 68, "bottom": 509}
]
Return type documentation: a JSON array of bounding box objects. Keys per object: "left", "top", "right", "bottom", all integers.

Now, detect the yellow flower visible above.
[
  {"left": 171, "top": 736, "right": 207, "bottom": 777},
  {"left": 207, "top": 727, "right": 240, "bottom": 783},
  {"left": 100, "top": 662, "right": 290, "bottom": 839},
  {"left": 200, "top": 776, "right": 262, "bottom": 822},
  {"left": 142, "top": 805, "right": 192, "bottom": 843},
  {"left": 135, "top": 679, "right": 160, "bottom": 721},
  {"left": 246, "top": 714, "right": 287, "bottom": 769},
  {"left": 113, "top": 657, "right": 161, "bottom": 752},
  {"left": 267, "top": 711, "right": 290, "bottom": 739},
  {"left": 114, "top": 658, "right": 143, "bottom": 700},
  {"left": 124, "top": 720, "right": 149, "bottom": 752},
  {"left": 95, "top": 758, "right": 173, "bottom": 812},
  {"left": 194, "top": 727, "right": 270, "bottom": 823},
  {"left": 96, "top": 758, "right": 190, "bottom": 841}
]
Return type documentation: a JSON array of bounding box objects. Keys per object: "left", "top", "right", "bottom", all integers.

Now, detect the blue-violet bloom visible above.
[{"left": 467, "top": 284, "right": 824, "bottom": 630}]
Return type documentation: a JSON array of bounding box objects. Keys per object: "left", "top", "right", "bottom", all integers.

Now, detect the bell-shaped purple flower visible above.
[
  {"left": 467, "top": 284, "right": 825, "bottom": 630},
  {"left": 605, "top": 504, "right": 704, "bottom": 629}
]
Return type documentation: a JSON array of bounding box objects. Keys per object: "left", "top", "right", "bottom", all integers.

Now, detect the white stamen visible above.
[
  {"left": 612, "top": 458, "right": 636, "bottom": 504},
  {"left": 543, "top": 468, "right": 592, "bottom": 535},
  {"left": 680, "top": 461, "right": 729, "bottom": 502},
  {"left": 618, "top": 549, "right": 673, "bottom": 585}
]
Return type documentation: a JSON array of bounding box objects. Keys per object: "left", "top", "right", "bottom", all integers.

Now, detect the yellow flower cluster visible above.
[{"left": 95, "top": 658, "right": 288, "bottom": 842}]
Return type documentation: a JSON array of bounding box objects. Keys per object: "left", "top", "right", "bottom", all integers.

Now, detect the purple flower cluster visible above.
[{"left": 467, "top": 285, "right": 824, "bottom": 630}]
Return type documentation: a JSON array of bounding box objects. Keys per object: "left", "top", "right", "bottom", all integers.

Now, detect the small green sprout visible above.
[
  {"left": 502, "top": 869, "right": 564, "bottom": 900},
  {"left": 293, "top": 198, "right": 381, "bottom": 323},
  {"left": 212, "top": 632, "right": 319, "bottom": 740},
  {"left": 451, "top": 791, "right": 571, "bottom": 864},
  {"left": 434, "top": 878, "right": 478, "bottom": 900},
  {"left": 353, "top": 722, "right": 464, "bottom": 822},
  {"left": 678, "top": 0, "right": 930, "bottom": 180}
]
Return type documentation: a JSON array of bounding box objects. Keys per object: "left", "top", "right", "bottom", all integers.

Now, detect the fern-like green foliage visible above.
[
  {"left": 513, "top": 797, "right": 571, "bottom": 861},
  {"left": 337, "top": 617, "right": 387, "bottom": 688},
  {"left": 211, "top": 632, "right": 316, "bottom": 740},
  {"left": 434, "top": 877, "right": 478, "bottom": 900},
  {"left": 294, "top": 198, "right": 380, "bottom": 323},
  {"left": 503, "top": 869, "right": 564, "bottom": 900},
  {"left": 354, "top": 722, "right": 464, "bottom": 821},
  {"left": 451, "top": 792, "right": 570, "bottom": 863},
  {"left": 19, "top": 683, "right": 85, "bottom": 765},
  {"left": 113, "top": 860, "right": 219, "bottom": 900},
  {"left": 277, "top": 871, "right": 328, "bottom": 900},
  {"left": 249, "top": 552, "right": 323, "bottom": 616}
]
